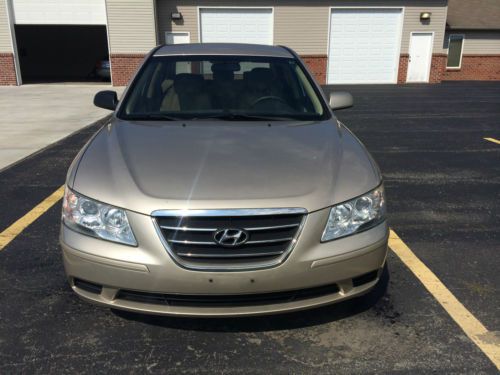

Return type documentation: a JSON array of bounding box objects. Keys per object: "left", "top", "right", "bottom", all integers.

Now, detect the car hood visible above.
[{"left": 71, "top": 118, "right": 381, "bottom": 215}]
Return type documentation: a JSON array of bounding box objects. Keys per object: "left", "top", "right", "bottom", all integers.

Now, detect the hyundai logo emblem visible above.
[{"left": 213, "top": 228, "right": 249, "bottom": 247}]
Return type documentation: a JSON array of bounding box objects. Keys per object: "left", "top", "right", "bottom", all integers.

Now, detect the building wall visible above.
[
  {"left": 9, "top": 0, "right": 498, "bottom": 86},
  {"left": 445, "top": 31, "right": 500, "bottom": 55},
  {"left": 443, "top": 30, "right": 500, "bottom": 81},
  {"left": 156, "top": 0, "right": 447, "bottom": 84},
  {"left": 0, "top": 0, "right": 17, "bottom": 85},
  {"left": 332, "top": 0, "right": 447, "bottom": 55},
  {"left": 0, "top": 0, "right": 13, "bottom": 52},
  {"left": 156, "top": 0, "right": 447, "bottom": 53},
  {"left": 106, "top": 0, "right": 157, "bottom": 85}
]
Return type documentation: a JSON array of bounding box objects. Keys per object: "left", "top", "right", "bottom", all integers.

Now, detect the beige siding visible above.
[
  {"left": 273, "top": 4, "right": 329, "bottom": 54},
  {"left": 0, "top": 0, "right": 13, "bottom": 53},
  {"left": 157, "top": 1, "right": 329, "bottom": 54},
  {"left": 445, "top": 31, "right": 500, "bottom": 55},
  {"left": 106, "top": 0, "right": 157, "bottom": 54},
  {"left": 156, "top": 0, "right": 447, "bottom": 55},
  {"left": 399, "top": 0, "right": 447, "bottom": 53}
]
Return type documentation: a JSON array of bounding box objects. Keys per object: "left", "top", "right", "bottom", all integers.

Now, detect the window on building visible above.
[{"left": 447, "top": 35, "right": 464, "bottom": 68}]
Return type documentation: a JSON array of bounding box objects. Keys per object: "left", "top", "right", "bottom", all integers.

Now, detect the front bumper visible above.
[{"left": 60, "top": 208, "right": 389, "bottom": 317}]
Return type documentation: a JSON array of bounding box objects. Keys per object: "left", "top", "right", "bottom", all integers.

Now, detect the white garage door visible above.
[
  {"left": 327, "top": 8, "right": 402, "bottom": 84},
  {"left": 200, "top": 8, "right": 273, "bottom": 45},
  {"left": 12, "top": 0, "right": 106, "bottom": 25}
]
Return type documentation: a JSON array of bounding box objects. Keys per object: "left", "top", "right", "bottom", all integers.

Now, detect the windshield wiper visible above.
[
  {"left": 125, "top": 114, "right": 183, "bottom": 121},
  {"left": 190, "top": 113, "right": 296, "bottom": 121}
]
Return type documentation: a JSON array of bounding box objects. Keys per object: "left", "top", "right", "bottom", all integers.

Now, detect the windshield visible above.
[{"left": 119, "top": 55, "right": 329, "bottom": 121}]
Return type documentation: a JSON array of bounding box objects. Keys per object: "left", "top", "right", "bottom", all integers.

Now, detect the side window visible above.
[{"left": 447, "top": 35, "right": 464, "bottom": 69}]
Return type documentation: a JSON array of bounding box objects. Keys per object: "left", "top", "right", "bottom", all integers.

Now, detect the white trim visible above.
[
  {"left": 446, "top": 34, "right": 465, "bottom": 69},
  {"left": 406, "top": 31, "right": 434, "bottom": 83},
  {"left": 326, "top": 6, "right": 405, "bottom": 85},
  {"left": 165, "top": 31, "right": 191, "bottom": 44},
  {"left": 197, "top": 6, "right": 274, "bottom": 45},
  {"left": 5, "top": 0, "right": 21, "bottom": 85},
  {"left": 103, "top": 0, "right": 113, "bottom": 87},
  {"left": 153, "top": 0, "right": 159, "bottom": 46}
]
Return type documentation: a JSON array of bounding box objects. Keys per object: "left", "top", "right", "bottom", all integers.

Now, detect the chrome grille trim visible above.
[
  {"left": 246, "top": 223, "right": 300, "bottom": 231},
  {"left": 152, "top": 208, "right": 307, "bottom": 271},
  {"left": 159, "top": 223, "right": 300, "bottom": 232},
  {"left": 160, "top": 226, "right": 217, "bottom": 232},
  {"left": 168, "top": 240, "right": 218, "bottom": 245},
  {"left": 167, "top": 237, "right": 294, "bottom": 246},
  {"left": 247, "top": 238, "right": 294, "bottom": 244},
  {"left": 176, "top": 251, "right": 285, "bottom": 258},
  {"left": 152, "top": 208, "right": 307, "bottom": 217}
]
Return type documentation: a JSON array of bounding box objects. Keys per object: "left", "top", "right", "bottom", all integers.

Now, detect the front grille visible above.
[
  {"left": 116, "top": 283, "right": 339, "bottom": 307},
  {"left": 154, "top": 209, "right": 306, "bottom": 270}
]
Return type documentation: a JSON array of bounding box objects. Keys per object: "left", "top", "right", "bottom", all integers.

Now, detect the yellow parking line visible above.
[
  {"left": 389, "top": 230, "right": 500, "bottom": 371},
  {"left": 484, "top": 137, "right": 500, "bottom": 145},
  {"left": 0, "top": 185, "right": 65, "bottom": 251},
  {"left": 1, "top": 184, "right": 499, "bottom": 369}
]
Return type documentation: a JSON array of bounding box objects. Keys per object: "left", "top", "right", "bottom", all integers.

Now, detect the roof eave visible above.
[{"left": 446, "top": 26, "right": 500, "bottom": 31}]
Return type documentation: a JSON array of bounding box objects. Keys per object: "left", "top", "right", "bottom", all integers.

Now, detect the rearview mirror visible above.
[
  {"left": 94, "top": 90, "right": 118, "bottom": 111},
  {"left": 329, "top": 92, "right": 353, "bottom": 111}
]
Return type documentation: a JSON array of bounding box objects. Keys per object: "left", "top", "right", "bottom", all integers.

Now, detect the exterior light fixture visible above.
[
  {"left": 420, "top": 12, "right": 431, "bottom": 21},
  {"left": 171, "top": 12, "right": 183, "bottom": 21}
]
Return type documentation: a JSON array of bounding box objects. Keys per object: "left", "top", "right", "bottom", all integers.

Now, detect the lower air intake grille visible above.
[
  {"left": 116, "top": 283, "right": 339, "bottom": 307},
  {"left": 74, "top": 278, "right": 103, "bottom": 294}
]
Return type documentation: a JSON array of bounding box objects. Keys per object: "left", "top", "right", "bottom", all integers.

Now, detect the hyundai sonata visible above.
[{"left": 60, "top": 43, "right": 388, "bottom": 317}]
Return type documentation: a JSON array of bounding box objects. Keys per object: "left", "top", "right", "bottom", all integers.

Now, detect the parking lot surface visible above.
[
  {"left": 0, "top": 84, "right": 123, "bottom": 171},
  {"left": 0, "top": 82, "right": 499, "bottom": 374}
]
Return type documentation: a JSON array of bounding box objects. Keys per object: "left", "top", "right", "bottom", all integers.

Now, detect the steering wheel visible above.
[{"left": 250, "top": 96, "right": 289, "bottom": 109}]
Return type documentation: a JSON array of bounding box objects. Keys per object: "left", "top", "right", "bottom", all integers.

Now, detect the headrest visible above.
[
  {"left": 174, "top": 74, "right": 204, "bottom": 92},
  {"left": 213, "top": 70, "right": 234, "bottom": 82},
  {"left": 248, "top": 68, "right": 274, "bottom": 82}
]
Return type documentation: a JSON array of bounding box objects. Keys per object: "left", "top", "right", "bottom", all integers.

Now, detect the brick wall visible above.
[
  {"left": 0, "top": 53, "right": 17, "bottom": 85},
  {"left": 430, "top": 54, "right": 447, "bottom": 83},
  {"left": 110, "top": 53, "right": 329, "bottom": 87},
  {"left": 110, "top": 54, "right": 146, "bottom": 86},
  {"left": 398, "top": 53, "right": 446, "bottom": 83},
  {"left": 398, "top": 54, "right": 409, "bottom": 83},
  {"left": 443, "top": 55, "right": 500, "bottom": 81},
  {"left": 300, "top": 55, "right": 328, "bottom": 84}
]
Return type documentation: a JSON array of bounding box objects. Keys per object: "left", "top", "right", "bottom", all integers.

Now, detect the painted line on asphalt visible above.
[
  {"left": 0, "top": 185, "right": 65, "bottom": 251},
  {"left": 484, "top": 137, "right": 500, "bottom": 145},
  {"left": 1, "top": 185, "right": 499, "bottom": 370},
  {"left": 389, "top": 230, "right": 500, "bottom": 371}
]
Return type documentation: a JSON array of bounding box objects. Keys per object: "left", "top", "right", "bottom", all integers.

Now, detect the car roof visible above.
[{"left": 154, "top": 43, "right": 294, "bottom": 58}]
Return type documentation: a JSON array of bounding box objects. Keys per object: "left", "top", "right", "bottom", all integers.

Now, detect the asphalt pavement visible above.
[
  {"left": 0, "top": 82, "right": 498, "bottom": 374},
  {"left": 0, "top": 84, "right": 124, "bottom": 171}
]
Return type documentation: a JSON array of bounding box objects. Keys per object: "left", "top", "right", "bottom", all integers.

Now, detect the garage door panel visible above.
[
  {"left": 200, "top": 8, "right": 273, "bottom": 45},
  {"left": 328, "top": 8, "right": 402, "bottom": 84},
  {"left": 12, "top": 0, "right": 106, "bottom": 25}
]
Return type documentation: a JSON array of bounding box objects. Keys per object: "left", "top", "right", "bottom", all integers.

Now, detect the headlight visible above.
[
  {"left": 321, "top": 185, "right": 386, "bottom": 242},
  {"left": 62, "top": 187, "right": 137, "bottom": 246}
]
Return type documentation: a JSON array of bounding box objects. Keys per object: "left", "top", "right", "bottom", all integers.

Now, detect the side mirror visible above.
[
  {"left": 94, "top": 90, "right": 118, "bottom": 111},
  {"left": 329, "top": 92, "right": 353, "bottom": 111}
]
